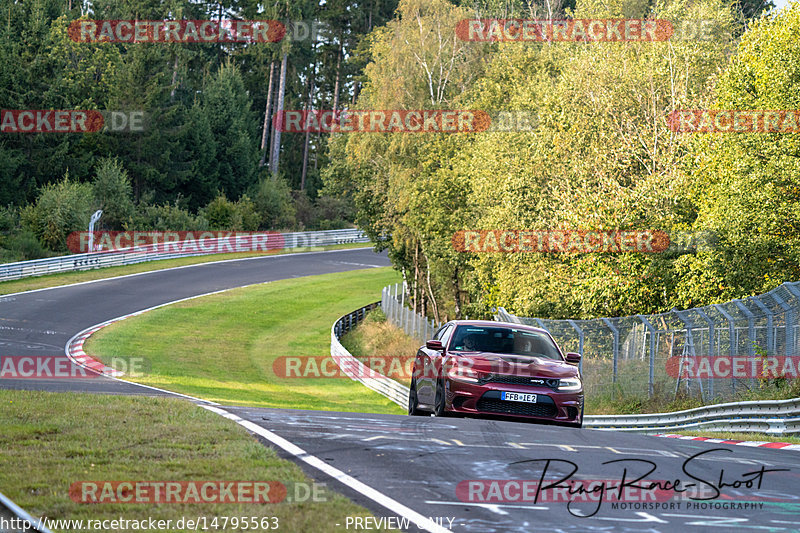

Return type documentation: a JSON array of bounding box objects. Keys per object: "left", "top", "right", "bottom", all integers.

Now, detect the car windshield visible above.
[{"left": 449, "top": 325, "right": 563, "bottom": 360}]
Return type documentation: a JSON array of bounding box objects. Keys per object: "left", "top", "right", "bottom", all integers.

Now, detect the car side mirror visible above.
[
  {"left": 426, "top": 340, "right": 444, "bottom": 351},
  {"left": 565, "top": 352, "right": 581, "bottom": 364}
]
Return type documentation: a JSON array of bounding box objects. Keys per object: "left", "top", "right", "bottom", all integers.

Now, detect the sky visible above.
[{"left": 771, "top": 0, "right": 792, "bottom": 13}]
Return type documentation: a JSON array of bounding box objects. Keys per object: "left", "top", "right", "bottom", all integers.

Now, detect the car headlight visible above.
[
  {"left": 447, "top": 366, "right": 482, "bottom": 383},
  {"left": 558, "top": 377, "right": 582, "bottom": 391}
]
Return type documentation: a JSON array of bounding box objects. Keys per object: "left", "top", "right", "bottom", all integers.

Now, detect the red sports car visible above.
[{"left": 408, "top": 320, "right": 584, "bottom": 428}]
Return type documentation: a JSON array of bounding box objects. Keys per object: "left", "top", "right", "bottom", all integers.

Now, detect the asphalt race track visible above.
[{"left": 2, "top": 248, "right": 800, "bottom": 533}]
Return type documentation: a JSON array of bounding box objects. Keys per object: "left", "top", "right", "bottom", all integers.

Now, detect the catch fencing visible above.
[
  {"left": 0, "top": 229, "right": 369, "bottom": 282},
  {"left": 382, "top": 281, "right": 800, "bottom": 403},
  {"left": 381, "top": 283, "right": 442, "bottom": 343}
]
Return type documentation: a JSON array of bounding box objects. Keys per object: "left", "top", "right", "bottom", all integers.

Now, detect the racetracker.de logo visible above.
[
  {"left": 0, "top": 356, "right": 147, "bottom": 379},
  {"left": 452, "top": 230, "right": 670, "bottom": 253},
  {"left": 665, "top": 356, "right": 800, "bottom": 379},
  {"left": 276, "top": 110, "right": 497, "bottom": 134},
  {"left": 456, "top": 19, "right": 674, "bottom": 42},
  {"left": 67, "top": 231, "right": 285, "bottom": 254},
  {"left": 1, "top": 110, "right": 146, "bottom": 133},
  {"left": 70, "top": 481, "right": 286, "bottom": 504},
  {"left": 667, "top": 110, "right": 800, "bottom": 133},
  {"left": 68, "top": 20, "right": 285, "bottom": 43},
  {"left": 457, "top": 479, "right": 674, "bottom": 503}
]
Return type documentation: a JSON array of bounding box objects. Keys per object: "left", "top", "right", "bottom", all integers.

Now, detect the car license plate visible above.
[{"left": 501, "top": 392, "right": 537, "bottom": 403}]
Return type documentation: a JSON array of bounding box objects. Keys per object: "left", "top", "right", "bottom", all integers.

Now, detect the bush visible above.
[
  {"left": 136, "top": 202, "right": 207, "bottom": 231},
  {"left": 201, "top": 194, "right": 239, "bottom": 230},
  {"left": 21, "top": 176, "right": 94, "bottom": 251},
  {"left": 0, "top": 206, "right": 17, "bottom": 232},
  {"left": 250, "top": 178, "right": 296, "bottom": 230},
  {"left": 5, "top": 230, "right": 49, "bottom": 260},
  {"left": 92, "top": 158, "right": 134, "bottom": 230}
]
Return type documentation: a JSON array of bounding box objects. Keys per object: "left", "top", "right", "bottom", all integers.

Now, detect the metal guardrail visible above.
[
  {"left": 0, "top": 228, "right": 369, "bottom": 282},
  {"left": 331, "top": 304, "right": 800, "bottom": 435},
  {"left": 0, "top": 491, "right": 52, "bottom": 533},
  {"left": 331, "top": 302, "right": 409, "bottom": 408},
  {"left": 583, "top": 397, "right": 800, "bottom": 434}
]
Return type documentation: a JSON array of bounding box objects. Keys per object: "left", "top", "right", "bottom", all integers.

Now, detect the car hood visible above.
[{"left": 453, "top": 352, "right": 579, "bottom": 379}]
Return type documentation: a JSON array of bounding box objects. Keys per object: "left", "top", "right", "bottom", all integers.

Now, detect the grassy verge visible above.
[
  {"left": 666, "top": 430, "right": 800, "bottom": 444},
  {"left": 0, "top": 242, "right": 372, "bottom": 296},
  {"left": 339, "top": 309, "right": 419, "bottom": 386},
  {"left": 0, "top": 390, "right": 396, "bottom": 533},
  {"left": 85, "top": 268, "right": 405, "bottom": 414}
]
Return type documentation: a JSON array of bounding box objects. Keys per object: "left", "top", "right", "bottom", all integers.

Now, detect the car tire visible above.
[
  {"left": 433, "top": 378, "right": 447, "bottom": 417},
  {"left": 408, "top": 377, "right": 425, "bottom": 416}
]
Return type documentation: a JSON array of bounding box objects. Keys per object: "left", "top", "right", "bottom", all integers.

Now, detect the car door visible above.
[{"left": 417, "top": 323, "right": 453, "bottom": 405}]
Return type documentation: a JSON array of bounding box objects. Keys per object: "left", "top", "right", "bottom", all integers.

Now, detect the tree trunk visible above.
[
  {"left": 301, "top": 50, "right": 317, "bottom": 191},
  {"left": 169, "top": 55, "right": 179, "bottom": 101},
  {"left": 259, "top": 61, "right": 275, "bottom": 168},
  {"left": 452, "top": 267, "right": 462, "bottom": 319},
  {"left": 426, "top": 263, "right": 440, "bottom": 323},
  {"left": 332, "top": 43, "right": 342, "bottom": 118},
  {"left": 270, "top": 53, "right": 288, "bottom": 179}
]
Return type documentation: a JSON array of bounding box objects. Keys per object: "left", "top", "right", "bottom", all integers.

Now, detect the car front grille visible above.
[
  {"left": 476, "top": 398, "right": 558, "bottom": 418},
  {"left": 482, "top": 375, "right": 560, "bottom": 389}
]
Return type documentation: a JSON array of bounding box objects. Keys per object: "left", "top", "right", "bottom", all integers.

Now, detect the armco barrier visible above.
[
  {"left": 331, "top": 302, "right": 408, "bottom": 407},
  {"left": 330, "top": 304, "right": 800, "bottom": 434},
  {"left": 0, "top": 228, "right": 369, "bottom": 282},
  {"left": 0, "top": 490, "right": 52, "bottom": 533}
]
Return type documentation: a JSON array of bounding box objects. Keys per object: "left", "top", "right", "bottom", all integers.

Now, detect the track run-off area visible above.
[{"left": 2, "top": 248, "right": 799, "bottom": 533}]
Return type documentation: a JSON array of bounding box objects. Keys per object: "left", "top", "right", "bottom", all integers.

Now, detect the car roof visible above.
[{"left": 447, "top": 320, "right": 550, "bottom": 335}]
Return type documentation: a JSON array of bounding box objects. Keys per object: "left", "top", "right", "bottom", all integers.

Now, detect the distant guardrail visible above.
[
  {"left": 0, "top": 490, "right": 52, "bottom": 533},
  {"left": 331, "top": 302, "right": 408, "bottom": 407},
  {"left": 330, "top": 303, "right": 800, "bottom": 435},
  {"left": 0, "top": 229, "right": 369, "bottom": 282}
]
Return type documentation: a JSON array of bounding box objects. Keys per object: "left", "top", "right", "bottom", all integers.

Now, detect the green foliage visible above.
[
  {"left": 92, "top": 158, "right": 135, "bottom": 230},
  {"left": 250, "top": 178, "right": 297, "bottom": 230},
  {"left": 4, "top": 230, "right": 50, "bottom": 261},
  {"left": 199, "top": 194, "right": 261, "bottom": 231},
  {"left": 135, "top": 202, "right": 207, "bottom": 232},
  {"left": 680, "top": 2, "right": 800, "bottom": 304},
  {"left": 21, "top": 176, "right": 94, "bottom": 252}
]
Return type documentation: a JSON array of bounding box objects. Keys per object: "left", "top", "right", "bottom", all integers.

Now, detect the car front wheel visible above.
[
  {"left": 408, "top": 377, "right": 425, "bottom": 416},
  {"left": 433, "top": 378, "right": 447, "bottom": 417}
]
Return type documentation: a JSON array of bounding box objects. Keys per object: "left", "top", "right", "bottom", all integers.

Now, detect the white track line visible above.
[
  {"left": 54, "top": 254, "right": 443, "bottom": 531},
  {"left": 202, "top": 405, "right": 451, "bottom": 533},
  {"left": 2, "top": 246, "right": 374, "bottom": 299}
]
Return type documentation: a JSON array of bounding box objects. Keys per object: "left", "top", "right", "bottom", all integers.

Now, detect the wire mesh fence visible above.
[{"left": 382, "top": 281, "right": 800, "bottom": 403}]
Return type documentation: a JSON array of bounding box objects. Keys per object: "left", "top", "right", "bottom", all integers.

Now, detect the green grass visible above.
[
  {"left": 340, "top": 309, "right": 420, "bottom": 386},
  {"left": 0, "top": 242, "right": 372, "bottom": 296},
  {"left": 0, "top": 390, "right": 397, "bottom": 533},
  {"left": 667, "top": 430, "right": 800, "bottom": 444},
  {"left": 85, "top": 268, "right": 406, "bottom": 414}
]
